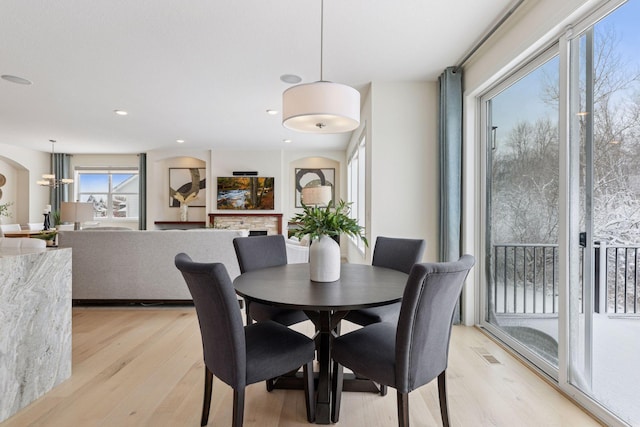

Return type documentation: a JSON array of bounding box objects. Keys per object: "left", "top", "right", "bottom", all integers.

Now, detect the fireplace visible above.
[{"left": 208, "top": 213, "right": 283, "bottom": 235}]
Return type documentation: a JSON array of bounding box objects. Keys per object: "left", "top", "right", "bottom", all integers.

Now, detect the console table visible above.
[{"left": 154, "top": 221, "right": 206, "bottom": 230}]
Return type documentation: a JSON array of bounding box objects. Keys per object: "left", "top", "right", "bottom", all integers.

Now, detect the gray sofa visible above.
[{"left": 58, "top": 229, "right": 246, "bottom": 301}]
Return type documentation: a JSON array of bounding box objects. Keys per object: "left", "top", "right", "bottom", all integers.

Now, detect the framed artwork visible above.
[
  {"left": 169, "top": 168, "right": 206, "bottom": 207},
  {"left": 294, "top": 168, "right": 335, "bottom": 207},
  {"left": 217, "top": 176, "right": 275, "bottom": 210},
  {"left": 0, "top": 173, "right": 5, "bottom": 200}
]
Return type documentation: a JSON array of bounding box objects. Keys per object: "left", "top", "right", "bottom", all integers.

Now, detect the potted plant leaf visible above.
[
  {"left": 0, "top": 202, "right": 13, "bottom": 220},
  {"left": 290, "top": 200, "right": 367, "bottom": 282},
  {"left": 31, "top": 230, "right": 58, "bottom": 246}
]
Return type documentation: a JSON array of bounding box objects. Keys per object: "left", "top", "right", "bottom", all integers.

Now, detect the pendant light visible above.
[
  {"left": 37, "top": 140, "right": 73, "bottom": 187},
  {"left": 282, "top": 0, "right": 360, "bottom": 133}
]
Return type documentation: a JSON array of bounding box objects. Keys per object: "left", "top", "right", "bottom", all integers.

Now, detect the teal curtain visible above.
[
  {"left": 138, "top": 153, "right": 147, "bottom": 230},
  {"left": 438, "top": 66, "right": 463, "bottom": 322},
  {"left": 50, "top": 153, "right": 72, "bottom": 213}
]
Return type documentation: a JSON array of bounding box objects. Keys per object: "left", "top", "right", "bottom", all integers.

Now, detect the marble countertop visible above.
[
  {"left": 0, "top": 246, "right": 72, "bottom": 422},
  {"left": 0, "top": 247, "right": 56, "bottom": 258}
]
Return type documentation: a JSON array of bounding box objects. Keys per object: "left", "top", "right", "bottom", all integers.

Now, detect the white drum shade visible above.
[
  {"left": 60, "top": 202, "right": 94, "bottom": 230},
  {"left": 282, "top": 81, "right": 360, "bottom": 133},
  {"left": 301, "top": 185, "right": 332, "bottom": 206}
]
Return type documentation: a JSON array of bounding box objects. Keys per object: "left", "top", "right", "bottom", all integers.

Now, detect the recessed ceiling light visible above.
[
  {"left": 113, "top": 109, "right": 128, "bottom": 116},
  {"left": 176, "top": 139, "right": 185, "bottom": 144},
  {"left": 283, "top": 139, "right": 292, "bottom": 144},
  {"left": 1, "top": 74, "right": 32, "bottom": 85},
  {"left": 266, "top": 109, "right": 278, "bottom": 115},
  {"left": 280, "top": 74, "right": 302, "bottom": 84}
]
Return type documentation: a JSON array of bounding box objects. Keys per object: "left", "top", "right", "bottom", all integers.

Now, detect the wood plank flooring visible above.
[{"left": 1, "top": 308, "right": 602, "bottom": 427}]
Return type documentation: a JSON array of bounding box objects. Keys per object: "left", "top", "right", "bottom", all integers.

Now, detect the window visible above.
[
  {"left": 75, "top": 168, "right": 139, "bottom": 219},
  {"left": 348, "top": 135, "right": 366, "bottom": 252}
]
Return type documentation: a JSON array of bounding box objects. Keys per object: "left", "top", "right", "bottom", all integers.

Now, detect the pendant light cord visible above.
[
  {"left": 320, "top": 0, "right": 324, "bottom": 81},
  {"left": 50, "top": 139, "right": 55, "bottom": 176}
]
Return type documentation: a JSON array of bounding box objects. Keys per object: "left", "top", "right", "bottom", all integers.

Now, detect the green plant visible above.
[
  {"left": 0, "top": 202, "right": 13, "bottom": 218},
  {"left": 290, "top": 200, "right": 368, "bottom": 246},
  {"left": 31, "top": 230, "right": 58, "bottom": 241},
  {"left": 52, "top": 210, "right": 61, "bottom": 226}
]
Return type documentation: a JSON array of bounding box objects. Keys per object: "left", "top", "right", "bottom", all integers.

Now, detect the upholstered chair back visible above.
[
  {"left": 174, "top": 253, "right": 247, "bottom": 389},
  {"left": 395, "top": 255, "right": 475, "bottom": 393},
  {"left": 233, "top": 235, "right": 287, "bottom": 273},
  {"left": 372, "top": 236, "right": 426, "bottom": 274}
]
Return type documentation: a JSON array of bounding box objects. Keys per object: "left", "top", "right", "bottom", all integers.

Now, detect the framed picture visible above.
[
  {"left": 217, "top": 176, "right": 275, "bottom": 210},
  {"left": 294, "top": 168, "right": 335, "bottom": 207},
  {"left": 169, "top": 168, "right": 206, "bottom": 207}
]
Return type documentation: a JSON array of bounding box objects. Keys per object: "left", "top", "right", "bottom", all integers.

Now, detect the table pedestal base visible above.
[
  {"left": 264, "top": 310, "right": 385, "bottom": 424},
  {"left": 268, "top": 372, "right": 384, "bottom": 394}
]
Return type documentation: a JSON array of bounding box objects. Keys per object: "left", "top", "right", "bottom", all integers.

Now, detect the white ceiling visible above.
[{"left": 0, "top": 0, "right": 514, "bottom": 154}]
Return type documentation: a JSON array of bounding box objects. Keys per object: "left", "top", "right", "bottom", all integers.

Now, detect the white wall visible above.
[
  {"left": 1, "top": 81, "right": 439, "bottom": 264},
  {"left": 210, "top": 150, "right": 284, "bottom": 214},
  {"left": 465, "top": 0, "right": 603, "bottom": 94},
  {"left": 146, "top": 149, "right": 209, "bottom": 226},
  {"left": 365, "top": 81, "right": 439, "bottom": 264},
  {"left": 0, "top": 143, "right": 51, "bottom": 225},
  {"left": 65, "top": 148, "right": 345, "bottom": 230},
  {"left": 0, "top": 157, "right": 19, "bottom": 222},
  {"left": 209, "top": 150, "right": 345, "bottom": 233},
  {"left": 284, "top": 151, "right": 345, "bottom": 222}
]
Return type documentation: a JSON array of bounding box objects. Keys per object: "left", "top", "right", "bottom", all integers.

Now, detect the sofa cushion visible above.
[{"left": 58, "top": 229, "right": 244, "bottom": 300}]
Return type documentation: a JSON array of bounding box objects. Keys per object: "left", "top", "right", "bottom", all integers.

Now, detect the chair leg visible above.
[
  {"left": 303, "top": 361, "right": 316, "bottom": 422},
  {"left": 331, "top": 361, "right": 344, "bottom": 423},
  {"left": 201, "top": 367, "right": 213, "bottom": 426},
  {"left": 266, "top": 378, "right": 275, "bottom": 391},
  {"left": 397, "top": 391, "right": 409, "bottom": 427},
  {"left": 437, "top": 371, "right": 450, "bottom": 427},
  {"left": 232, "top": 388, "right": 245, "bottom": 427}
]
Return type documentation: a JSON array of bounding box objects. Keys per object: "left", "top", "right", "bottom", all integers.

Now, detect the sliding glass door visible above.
[
  {"left": 483, "top": 49, "right": 561, "bottom": 377},
  {"left": 482, "top": 1, "right": 640, "bottom": 424},
  {"left": 567, "top": 2, "right": 640, "bottom": 424}
]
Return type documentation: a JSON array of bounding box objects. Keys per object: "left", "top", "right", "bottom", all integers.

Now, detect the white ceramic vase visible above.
[
  {"left": 180, "top": 203, "right": 189, "bottom": 221},
  {"left": 309, "top": 235, "right": 341, "bottom": 282}
]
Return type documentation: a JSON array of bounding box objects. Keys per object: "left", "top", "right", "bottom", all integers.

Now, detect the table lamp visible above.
[
  {"left": 60, "top": 202, "right": 94, "bottom": 230},
  {"left": 301, "top": 185, "right": 332, "bottom": 207}
]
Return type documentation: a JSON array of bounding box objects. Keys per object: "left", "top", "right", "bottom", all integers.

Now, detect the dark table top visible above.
[{"left": 233, "top": 263, "right": 408, "bottom": 311}]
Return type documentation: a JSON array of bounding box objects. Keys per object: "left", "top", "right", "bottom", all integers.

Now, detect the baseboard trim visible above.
[
  {"left": 72, "top": 299, "right": 244, "bottom": 309},
  {"left": 72, "top": 299, "right": 194, "bottom": 307}
]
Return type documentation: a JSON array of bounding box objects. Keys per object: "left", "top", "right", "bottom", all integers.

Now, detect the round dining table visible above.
[{"left": 233, "top": 262, "right": 408, "bottom": 424}]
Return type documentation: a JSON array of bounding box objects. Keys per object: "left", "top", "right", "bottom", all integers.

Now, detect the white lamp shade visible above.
[
  {"left": 60, "top": 202, "right": 94, "bottom": 224},
  {"left": 301, "top": 185, "right": 332, "bottom": 206},
  {"left": 282, "top": 81, "right": 360, "bottom": 133}
]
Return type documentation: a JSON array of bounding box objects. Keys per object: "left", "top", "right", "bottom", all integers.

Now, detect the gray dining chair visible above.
[
  {"left": 344, "top": 236, "right": 426, "bottom": 327},
  {"left": 233, "top": 235, "right": 308, "bottom": 326},
  {"left": 331, "top": 255, "right": 475, "bottom": 426},
  {"left": 175, "top": 253, "right": 316, "bottom": 426}
]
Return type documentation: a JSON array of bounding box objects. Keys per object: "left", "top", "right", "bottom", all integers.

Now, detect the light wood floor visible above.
[{"left": 1, "top": 308, "right": 602, "bottom": 427}]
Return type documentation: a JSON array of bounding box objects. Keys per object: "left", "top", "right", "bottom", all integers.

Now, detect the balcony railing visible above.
[
  {"left": 492, "top": 243, "right": 640, "bottom": 315},
  {"left": 600, "top": 244, "right": 640, "bottom": 314},
  {"left": 492, "top": 244, "right": 559, "bottom": 314}
]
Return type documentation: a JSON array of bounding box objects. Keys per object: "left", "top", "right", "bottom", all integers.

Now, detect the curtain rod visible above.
[{"left": 454, "top": 0, "right": 526, "bottom": 70}]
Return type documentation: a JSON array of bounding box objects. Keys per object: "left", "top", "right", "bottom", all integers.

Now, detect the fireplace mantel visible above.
[{"left": 208, "top": 213, "right": 283, "bottom": 235}]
